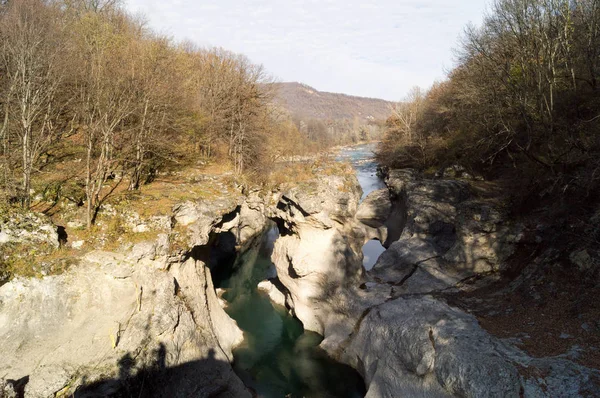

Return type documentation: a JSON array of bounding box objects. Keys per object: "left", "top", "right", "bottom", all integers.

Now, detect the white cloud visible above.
[{"left": 125, "top": 0, "right": 488, "bottom": 101}]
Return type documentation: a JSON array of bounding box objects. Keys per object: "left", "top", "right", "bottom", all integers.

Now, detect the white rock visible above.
[
  {"left": 71, "top": 240, "right": 84, "bottom": 249},
  {"left": 215, "top": 287, "right": 229, "bottom": 308},
  {"left": 0, "top": 253, "right": 248, "bottom": 397},
  {"left": 257, "top": 280, "right": 286, "bottom": 307},
  {"left": 0, "top": 231, "right": 10, "bottom": 244},
  {"left": 67, "top": 221, "right": 84, "bottom": 229},
  {"left": 132, "top": 224, "right": 148, "bottom": 233}
]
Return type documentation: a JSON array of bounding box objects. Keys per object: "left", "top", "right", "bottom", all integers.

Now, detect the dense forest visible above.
[
  {"left": 0, "top": 0, "right": 368, "bottom": 228},
  {"left": 379, "top": 0, "right": 600, "bottom": 221}
]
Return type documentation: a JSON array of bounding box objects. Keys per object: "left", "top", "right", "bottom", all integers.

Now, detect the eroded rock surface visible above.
[
  {"left": 371, "top": 169, "right": 523, "bottom": 294},
  {"left": 342, "top": 296, "right": 522, "bottom": 398},
  {"left": 356, "top": 188, "right": 390, "bottom": 244},
  {"left": 257, "top": 279, "right": 287, "bottom": 307},
  {"left": 0, "top": 210, "right": 59, "bottom": 248},
  {"left": 269, "top": 174, "right": 366, "bottom": 334},
  {"left": 356, "top": 188, "right": 391, "bottom": 228},
  {"left": 2, "top": 165, "right": 598, "bottom": 397},
  {"left": 0, "top": 249, "right": 248, "bottom": 398},
  {"left": 0, "top": 193, "right": 269, "bottom": 397},
  {"left": 269, "top": 167, "right": 599, "bottom": 398}
]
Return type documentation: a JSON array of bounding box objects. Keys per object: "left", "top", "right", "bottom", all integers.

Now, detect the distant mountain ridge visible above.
[{"left": 272, "top": 82, "right": 393, "bottom": 121}]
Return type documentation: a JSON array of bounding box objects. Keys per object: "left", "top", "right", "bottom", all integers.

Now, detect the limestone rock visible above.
[
  {"left": 371, "top": 239, "right": 438, "bottom": 284},
  {"left": 0, "top": 210, "right": 59, "bottom": 248},
  {"left": 343, "top": 296, "right": 522, "bottom": 398},
  {"left": 71, "top": 240, "right": 84, "bottom": 249},
  {"left": 356, "top": 188, "right": 392, "bottom": 228},
  {"left": 521, "top": 357, "right": 600, "bottom": 397},
  {"left": 257, "top": 279, "right": 287, "bottom": 307},
  {"left": 271, "top": 166, "right": 599, "bottom": 398},
  {"left": 172, "top": 197, "right": 241, "bottom": 247},
  {"left": 0, "top": 379, "right": 17, "bottom": 398},
  {"left": 272, "top": 224, "right": 364, "bottom": 333},
  {"left": 0, "top": 251, "right": 248, "bottom": 397},
  {"left": 220, "top": 197, "right": 267, "bottom": 247},
  {"left": 379, "top": 169, "right": 523, "bottom": 291},
  {"left": 269, "top": 173, "right": 365, "bottom": 334}
]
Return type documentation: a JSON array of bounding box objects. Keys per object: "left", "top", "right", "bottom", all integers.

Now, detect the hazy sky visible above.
[{"left": 125, "top": 0, "right": 489, "bottom": 101}]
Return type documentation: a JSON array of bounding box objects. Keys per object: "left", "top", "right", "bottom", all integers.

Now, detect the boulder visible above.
[
  {"left": 257, "top": 279, "right": 287, "bottom": 307},
  {"left": 343, "top": 296, "right": 522, "bottom": 398},
  {"left": 356, "top": 189, "right": 392, "bottom": 228},
  {"left": 0, "top": 210, "right": 59, "bottom": 248}
]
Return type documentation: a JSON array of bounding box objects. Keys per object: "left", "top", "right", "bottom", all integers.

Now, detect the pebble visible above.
[
  {"left": 581, "top": 323, "right": 592, "bottom": 332},
  {"left": 72, "top": 240, "right": 85, "bottom": 250}
]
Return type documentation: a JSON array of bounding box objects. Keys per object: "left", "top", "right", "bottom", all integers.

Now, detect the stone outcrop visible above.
[
  {"left": 268, "top": 167, "right": 600, "bottom": 398},
  {"left": 371, "top": 169, "right": 523, "bottom": 294},
  {"left": 0, "top": 250, "right": 248, "bottom": 397},
  {"left": 356, "top": 188, "right": 391, "bottom": 228},
  {"left": 0, "top": 193, "right": 272, "bottom": 397},
  {"left": 0, "top": 210, "right": 60, "bottom": 248},
  {"left": 257, "top": 280, "right": 287, "bottom": 307},
  {"left": 342, "top": 296, "right": 522, "bottom": 398},
  {"left": 268, "top": 174, "right": 366, "bottom": 335},
  {"left": 2, "top": 164, "right": 599, "bottom": 397},
  {"left": 355, "top": 188, "right": 390, "bottom": 244}
]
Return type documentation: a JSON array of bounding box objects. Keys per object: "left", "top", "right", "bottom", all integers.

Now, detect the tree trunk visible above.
[
  {"left": 86, "top": 133, "right": 94, "bottom": 229},
  {"left": 1, "top": 98, "right": 10, "bottom": 192},
  {"left": 22, "top": 130, "right": 31, "bottom": 208},
  {"left": 130, "top": 99, "right": 148, "bottom": 191}
]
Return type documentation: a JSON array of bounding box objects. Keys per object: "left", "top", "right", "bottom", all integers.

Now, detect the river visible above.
[
  {"left": 213, "top": 143, "right": 385, "bottom": 397},
  {"left": 336, "top": 143, "right": 387, "bottom": 270}
]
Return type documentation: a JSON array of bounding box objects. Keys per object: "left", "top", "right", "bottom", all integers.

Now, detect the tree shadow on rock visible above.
[{"left": 75, "top": 346, "right": 243, "bottom": 398}]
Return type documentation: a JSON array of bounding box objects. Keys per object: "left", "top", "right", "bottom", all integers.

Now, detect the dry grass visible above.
[
  {"left": 1, "top": 242, "right": 79, "bottom": 282},
  {"left": 1, "top": 148, "right": 357, "bottom": 284},
  {"left": 265, "top": 158, "right": 354, "bottom": 190}
]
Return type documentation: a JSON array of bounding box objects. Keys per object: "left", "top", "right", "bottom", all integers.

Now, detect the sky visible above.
[{"left": 124, "top": 0, "right": 489, "bottom": 102}]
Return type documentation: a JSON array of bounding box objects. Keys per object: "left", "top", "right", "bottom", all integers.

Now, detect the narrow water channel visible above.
[
  {"left": 214, "top": 226, "right": 366, "bottom": 398},
  {"left": 212, "top": 143, "right": 387, "bottom": 396},
  {"left": 336, "top": 143, "right": 387, "bottom": 270}
]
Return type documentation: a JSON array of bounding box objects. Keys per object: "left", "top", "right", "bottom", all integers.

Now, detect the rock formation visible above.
[
  {"left": 1, "top": 166, "right": 598, "bottom": 397},
  {"left": 267, "top": 168, "right": 600, "bottom": 397},
  {"left": 0, "top": 194, "right": 269, "bottom": 397}
]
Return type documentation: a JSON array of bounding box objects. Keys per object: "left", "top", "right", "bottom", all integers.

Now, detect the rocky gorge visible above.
[{"left": 1, "top": 145, "right": 599, "bottom": 397}]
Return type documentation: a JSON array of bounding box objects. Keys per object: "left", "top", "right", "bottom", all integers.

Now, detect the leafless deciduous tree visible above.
[{"left": 0, "top": 0, "right": 67, "bottom": 208}]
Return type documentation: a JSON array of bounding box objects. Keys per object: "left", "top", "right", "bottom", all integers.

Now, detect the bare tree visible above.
[
  {"left": 389, "top": 86, "right": 424, "bottom": 143},
  {"left": 70, "top": 5, "right": 136, "bottom": 227},
  {"left": 0, "top": 0, "right": 66, "bottom": 208},
  {"left": 127, "top": 36, "right": 180, "bottom": 190}
]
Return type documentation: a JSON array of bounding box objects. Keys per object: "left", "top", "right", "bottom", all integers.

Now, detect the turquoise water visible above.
[
  {"left": 215, "top": 144, "right": 387, "bottom": 396},
  {"left": 216, "top": 227, "right": 366, "bottom": 398}
]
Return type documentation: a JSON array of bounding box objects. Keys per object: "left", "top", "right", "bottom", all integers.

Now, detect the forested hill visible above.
[{"left": 272, "top": 82, "right": 393, "bottom": 121}]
